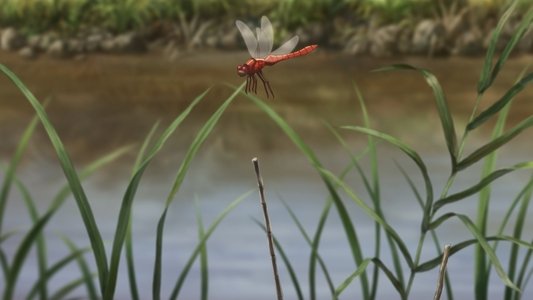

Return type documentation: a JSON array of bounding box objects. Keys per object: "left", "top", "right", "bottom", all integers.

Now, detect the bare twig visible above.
[
  {"left": 434, "top": 244, "right": 452, "bottom": 300},
  {"left": 252, "top": 157, "right": 283, "bottom": 300}
]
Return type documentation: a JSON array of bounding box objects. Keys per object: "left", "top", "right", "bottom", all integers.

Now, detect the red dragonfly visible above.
[{"left": 236, "top": 16, "right": 317, "bottom": 98}]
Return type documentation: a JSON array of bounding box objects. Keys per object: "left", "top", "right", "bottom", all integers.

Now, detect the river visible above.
[{"left": 1, "top": 50, "right": 532, "bottom": 299}]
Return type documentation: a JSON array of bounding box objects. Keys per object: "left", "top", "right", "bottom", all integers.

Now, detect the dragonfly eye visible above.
[{"left": 237, "top": 65, "right": 248, "bottom": 77}]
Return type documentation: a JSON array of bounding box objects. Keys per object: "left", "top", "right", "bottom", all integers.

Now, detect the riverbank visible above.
[{"left": 1, "top": 1, "right": 532, "bottom": 60}]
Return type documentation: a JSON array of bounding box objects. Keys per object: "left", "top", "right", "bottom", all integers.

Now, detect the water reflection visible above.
[{"left": 1, "top": 51, "right": 532, "bottom": 299}]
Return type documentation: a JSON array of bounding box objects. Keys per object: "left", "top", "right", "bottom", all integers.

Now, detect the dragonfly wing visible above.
[
  {"left": 257, "top": 16, "right": 274, "bottom": 58},
  {"left": 236, "top": 20, "right": 259, "bottom": 58},
  {"left": 270, "top": 36, "right": 299, "bottom": 56}
]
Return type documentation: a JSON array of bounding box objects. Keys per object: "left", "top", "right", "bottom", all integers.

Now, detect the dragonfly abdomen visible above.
[{"left": 265, "top": 45, "right": 318, "bottom": 65}]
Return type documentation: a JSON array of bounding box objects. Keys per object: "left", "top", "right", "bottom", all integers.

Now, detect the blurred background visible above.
[{"left": 1, "top": 0, "right": 532, "bottom": 299}]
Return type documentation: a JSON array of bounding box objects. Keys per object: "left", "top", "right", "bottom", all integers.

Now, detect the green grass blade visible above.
[
  {"left": 169, "top": 191, "right": 251, "bottom": 300},
  {"left": 242, "top": 90, "right": 371, "bottom": 298},
  {"left": 104, "top": 89, "right": 212, "bottom": 300},
  {"left": 0, "top": 249, "right": 9, "bottom": 281},
  {"left": 468, "top": 72, "right": 533, "bottom": 130},
  {"left": 152, "top": 84, "right": 243, "bottom": 300},
  {"left": 127, "top": 122, "right": 159, "bottom": 300},
  {"left": 457, "top": 116, "right": 533, "bottom": 171},
  {"left": 0, "top": 63, "right": 109, "bottom": 293},
  {"left": 26, "top": 247, "right": 89, "bottom": 299},
  {"left": 15, "top": 177, "right": 48, "bottom": 300},
  {"left": 374, "top": 64, "right": 457, "bottom": 167},
  {"left": 0, "top": 114, "right": 39, "bottom": 233},
  {"left": 63, "top": 237, "right": 99, "bottom": 300},
  {"left": 342, "top": 125, "right": 434, "bottom": 232},
  {"left": 49, "top": 276, "right": 94, "bottom": 300},
  {"left": 515, "top": 239, "right": 533, "bottom": 299},
  {"left": 488, "top": 8, "right": 533, "bottom": 91},
  {"left": 335, "top": 258, "right": 372, "bottom": 296},
  {"left": 434, "top": 162, "right": 533, "bottom": 212},
  {"left": 282, "top": 199, "right": 334, "bottom": 299},
  {"left": 477, "top": 0, "right": 518, "bottom": 94},
  {"left": 253, "top": 218, "right": 304, "bottom": 300},
  {"left": 504, "top": 174, "right": 533, "bottom": 300},
  {"left": 194, "top": 198, "right": 209, "bottom": 300},
  {"left": 319, "top": 168, "right": 414, "bottom": 268},
  {"left": 3, "top": 212, "right": 53, "bottom": 300}
]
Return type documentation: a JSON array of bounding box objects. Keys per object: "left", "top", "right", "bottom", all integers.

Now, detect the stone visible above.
[
  {"left": 453, "top": 30, "right": 483, "bottom": 56},
  {"left": 344, "top": 30, "right": 369, "bottom": 55},
  {"left": 412, "top": 19, "right": 446, "bottom": 55},
  {"left": 39, "top": 33, "right": 55, "bottom": 51},
  {"left": 1, "top": 27, "right": 26, "bottom": 51},
  {"left": 47, "top": 40, "right": 67, "bottom": 58},
  {"left": 67, "top": 38, "right": 85, "bottom": 53},
  {"left": 27, "top": 35, "right": 42, "bottom": 49},
  {"left": 86, "top": 34, "right": 104, "bottom": 52},
  {"left": 369, "top": 24, "right": 402, "bottom": 57},
  {"left": 18, "top": 46, "right": 36, "bottom": 59},
  {"left": 113, "top": 32, "right": 146, "bottom": 52}
]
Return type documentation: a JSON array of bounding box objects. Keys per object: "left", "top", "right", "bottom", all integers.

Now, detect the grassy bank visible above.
[{"left": 0, "top": 0, "right": 530, "bottom": 34}]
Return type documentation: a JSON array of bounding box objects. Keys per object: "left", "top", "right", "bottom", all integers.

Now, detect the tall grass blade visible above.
[
  {"left": 253, "top": 218, "right": 304, "bottom": 300},
  {"left": 50, "top": 276, "right": 94, "bottom": 300},
  {"left": 195, "top": 198, "right": 209, "bottom": 300},
  {"left": 152, "top": 84, "right": 243, "bottom": 300},
  {"left": 457, "top": 116, "right": 533, "bottom": 171},
  {"left": 477, "top": 0, "right": 518, "bottom": 94},
  {"left": 26, "top": 247, "right": 90, "bottom": 299},
  {"left": 319, "top": 168, "right": 414, "bottom": 268},
  {"left": 105, "top": 89, "right": 211, "bottom": 300},
  {"left": 434, "top": 162, "right": 533, "bottom": 212},
  {"left": 242, "top": 90, "right": 371, "bottom": 298},
  {"left": 282, "top": 199, "right": 334, "bottom": 299},
  {"left": 487, "top": 8, "right": 533, "bottom": 92},
  {"left": 0, "top": 114, "right": 38, "bottom": 233},
  {"left": 342, "top": 125, "right": 434, "bottom": 232},
  {"left": 468, "top": 72, "right": 533, "bottom": 130},
  {"left": 127, "top": 122, "right": 159, "bottom": 300},
  {"left": 169, "top": 191, "right": 251, "bottom": 300},
  {"left": 63, "top": 237, "right": 99, "bottom": 300},
  {"left": 0, "top": 63, "right": 109, "bottom": 293},
  {"left": 335, "top": 258, "right": 372, "bottom": 296},
  {"left": 504, "top": 174, "right": 533, "bottom": 300},
  {"left": 374, "top": 64, "right": 457, "bottom": 167}
]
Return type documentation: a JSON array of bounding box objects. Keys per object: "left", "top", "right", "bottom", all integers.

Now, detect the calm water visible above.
[{"left": 1, "top": 50, "right": 532, "bottom": 299}]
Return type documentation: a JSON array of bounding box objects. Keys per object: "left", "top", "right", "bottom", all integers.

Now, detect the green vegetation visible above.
[
  {"left": 0, "top": 0, "right": 528, "bottom": 34},
  {"left": 1, "top": 1, "right": 533, "bottom": 299}
]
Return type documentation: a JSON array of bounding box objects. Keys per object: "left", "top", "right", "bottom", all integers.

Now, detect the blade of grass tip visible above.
[
  {"left": 105, "top": 88, "right": 214, "bottom": 300},
  {"left": 152, "top": 84, "right": 243, "bottom": 300},
  {"left": 434, "top": 162, "right": 533, "bottom": 213},
  {"left": 281, "top": 198, "right": 333, "bottom": 299},
  {"left": 0, "top": 113, "right": 39, "bottom": 233},
  {"left": 26, "top": 247, "right": 90, "bottom": 300},
  {"left": 343, "top": 125, "right": 434, "bottom": 232},
  {"left": 15, "top": 176, "right": 49, "bottom": 300},
  {"left": 194, "top": 197, "right": 209, "bottom": 300},
  {"left": 127, "top": 122, "right": 160, "bottom": 300},
  {"left": 373, "top": 64, "right": 457, "bottom": 168},
  {"left": 0, "top": 63, "right": 109, "bottom": 293},
  {"left": 242, "top": 89, "right": 371, "bottom": 299},
  {"left": 253, "top": 218, "right": 304, "bottom": 300},
  {"left": 474, "top": 85, "right": 513, "bottom": 300},
  {"left": 457, "top": 116, "right": 533, "bottom": 171},
  {"left": 63, "top": 237, "right": 99, "bottom": 300},
  {"left": 504, "top": 175, "right": 533, "bottom": 300},
  {"left": 169, "top": 191, "right": 252, "bottom": 300},
  {"left": 477, "top": 0, "right": 518, "bottom": 94},
  {"left": 468, "top": 72, "right": 533, "bottom": 131},
  {"left": 488, "top": 8, "right": 533, "bottom": 90}
]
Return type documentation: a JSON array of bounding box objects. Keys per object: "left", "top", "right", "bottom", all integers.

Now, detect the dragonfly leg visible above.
[
  {"left": 245, "top": 76, "right": 250, "bottom": 93},
  {"left": 257, "top": 70, "right": 274, "bottom": 98},
  {"left": 251, "top": 74, "right": 258, "bottom": 94}
]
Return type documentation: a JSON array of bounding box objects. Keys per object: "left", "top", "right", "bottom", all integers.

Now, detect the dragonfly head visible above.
[{"left": 237, "top": 64, "right": 248, "bottom": 77}]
